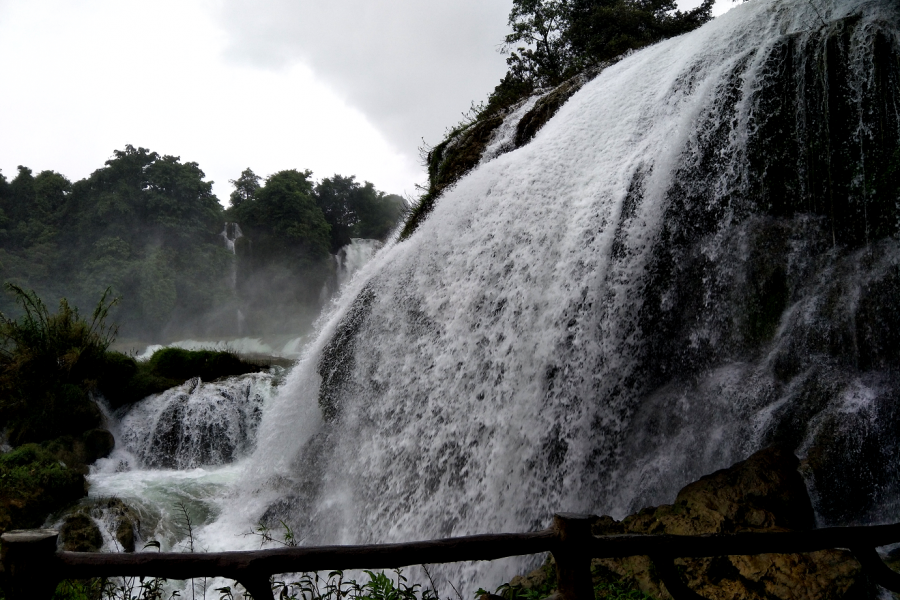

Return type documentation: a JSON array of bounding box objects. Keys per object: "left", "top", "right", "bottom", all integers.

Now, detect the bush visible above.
[
  {"left": 0, "top": 285, "right": 117, "bottom": 445},
  {"left": 99, "top": 347, "right": 264, "bottom": 409},
  {"left": 0, "top": 443, "right": 85, "bottom": 534}
]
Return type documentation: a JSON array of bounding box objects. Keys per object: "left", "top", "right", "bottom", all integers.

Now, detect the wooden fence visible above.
[{"left": 2, "top": 515, "right": 900, "bottom": 600}]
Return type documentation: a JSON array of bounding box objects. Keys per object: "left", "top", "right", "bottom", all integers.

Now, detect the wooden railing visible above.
[{"left": 3, "top": 515, "right": 900, "bottom": 600}]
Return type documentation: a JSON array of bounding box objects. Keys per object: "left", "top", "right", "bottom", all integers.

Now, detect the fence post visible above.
[
  {"left": 1, "top": 529, "right": 61, "bottom": 600},
  {"left": 552, "top": 514, "right": 595, "bottom": 600}
]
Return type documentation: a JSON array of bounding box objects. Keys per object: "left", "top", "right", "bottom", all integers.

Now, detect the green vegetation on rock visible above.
[
  {"left": 401, "top": 0, "right": 714, "bottom": 240},
  {"left": 0, "top": 444, "right": 85, "bottom": 534},
  {"left": 0, "top": 284, "right": 117, "bottom": 445}
]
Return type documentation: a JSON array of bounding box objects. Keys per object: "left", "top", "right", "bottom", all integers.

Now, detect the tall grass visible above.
[{"left": 0, "top": 284, "right": 118, "bottom": 445}]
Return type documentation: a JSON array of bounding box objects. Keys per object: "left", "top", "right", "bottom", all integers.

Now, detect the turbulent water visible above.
[{"left": 92, "top": 0, "right": 899, "bottom": 593}]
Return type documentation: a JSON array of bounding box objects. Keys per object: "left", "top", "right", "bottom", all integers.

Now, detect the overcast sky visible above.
[{"left": 0, "top": 0, "right": 733, "bottom": 204}]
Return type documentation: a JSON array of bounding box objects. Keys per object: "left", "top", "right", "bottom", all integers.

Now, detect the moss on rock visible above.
[{"left": 0, "top": 444, "right": 85, "bottom": 535}]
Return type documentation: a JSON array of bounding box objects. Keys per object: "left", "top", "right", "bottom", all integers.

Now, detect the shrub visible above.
[
  {"left": 0, "top": 443, "right": 85, "bottom": 534},
  {"left": 0, "top": 285, "right": 117, "bottom": 445}
]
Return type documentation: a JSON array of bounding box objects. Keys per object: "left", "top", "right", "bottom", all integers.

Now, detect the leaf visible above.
[{"left": 143, "top": 540, "right": 161, "bottom": 550}]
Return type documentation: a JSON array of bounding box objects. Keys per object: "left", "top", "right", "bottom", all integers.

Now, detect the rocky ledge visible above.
[{"left": 507, "top": 447, "right": 869, "bottom": 600}]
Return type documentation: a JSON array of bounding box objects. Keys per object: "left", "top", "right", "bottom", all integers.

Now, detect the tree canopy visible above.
[
  {"left": 0, "top": 149, "right": 406, "bottom": 341},
  {"left": 503, "top": 0, "right": 715, "bottom": 87}
]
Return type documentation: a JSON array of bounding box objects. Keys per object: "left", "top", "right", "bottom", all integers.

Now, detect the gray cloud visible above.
[{"left": 217, "top": 0, "right": 514, "bottom": 158}]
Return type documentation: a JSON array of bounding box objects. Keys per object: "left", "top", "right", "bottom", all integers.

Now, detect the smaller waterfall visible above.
[
  {"left": 116, "top": 372, "right": 277, "bottom": 470},
  {"left": 335, "top": 239, "right": 383, "bottom": 288},
  {"left": 479, "top": 95, "right": 541, "bottom": 165},
  {"left": 221, "top": 222, "right": 245, "bottom": 334},
  {"left": 220, "top": 222, "right": 243, "bottom": 255}
]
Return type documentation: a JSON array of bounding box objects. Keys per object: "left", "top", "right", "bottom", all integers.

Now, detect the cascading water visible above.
[
  {"left": 94, "top": 0, "right": 900, "bottom": 593},
  {"left": 86, "top": 372, "right": 281, "bottom": 551},
  {"left": 335, "top": 238, "right": 385, "bottom": 289},
  {"left": 117, "top": 374, "right": 270, "bottom": 470},
  {"left": 478, "top": 95, "right": 542, "bottom": 165},
  {"left": 222, "top": 222, "right": 245, "bottom": 335}
]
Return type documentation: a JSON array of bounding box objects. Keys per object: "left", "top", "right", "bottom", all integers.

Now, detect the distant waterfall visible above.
[
  {"left": 335, "top": 239, "right": 383, "bottom": 289},
  {"left": 221, "top": 222, "right": 244, "bottom": 334},
  {"left": 220, "top": 222, "right": 243, "bottom": 256}
]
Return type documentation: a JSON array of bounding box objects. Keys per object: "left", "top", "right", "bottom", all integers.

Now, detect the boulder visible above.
[
  {"left": 506, "top": 447, "right": 866, "bottom": 600},
  {"left": 60, "top": 513, "right": 102, "bottom": 552},
  {"left": 58, "top": 497, "right": 141, "bottom": 553},
  {"left": 590, "top": 446, "right": 865, "bottom": 599},
  {"left": 82, "top": 429, "right": 115, "bottom": 463},
  {"left": 101, "top": 497, "right": 140, "bottom": 553}
]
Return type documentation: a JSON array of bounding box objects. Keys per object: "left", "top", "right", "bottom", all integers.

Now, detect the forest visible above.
[{"left": 0, "top": 146, "right": 407, "bottom": 343}]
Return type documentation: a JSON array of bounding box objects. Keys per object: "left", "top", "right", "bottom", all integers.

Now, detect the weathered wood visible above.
[
  {"left": 649, "top": 555, "right": 707, "bottom": 600},
  {"left": 0, "top": 522, "right": 893, "bottom": 600},
  {"left": 586, "top": 523, "right": 900, "bottom": 558},
  {"left": 1, "top": 529, "right": 62, "bottom": 600},
  {"left": 54, "top": 530, "right": 559, "bottom": 580},
  {"left": 551, "top": 514, "right": 594, "bottom": 600}
]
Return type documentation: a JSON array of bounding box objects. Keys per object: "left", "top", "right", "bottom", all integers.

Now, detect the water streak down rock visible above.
[{"left": 217, "top": 0, "right": 900, "bottom": 589}]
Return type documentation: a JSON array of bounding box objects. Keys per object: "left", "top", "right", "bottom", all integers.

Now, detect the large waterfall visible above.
[{"left": 90, "top": 0, "right": 899, "bottom": 593}]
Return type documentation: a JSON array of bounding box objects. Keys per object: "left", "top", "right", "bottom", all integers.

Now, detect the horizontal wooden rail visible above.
[
  {"left": 3, "top": 516, "right": 900, "bottom": 600},
  {"left": 585, "top": 522, "right": 900, "bottom": 557},
  {"left": 53, "top": 530, "right": 559, "bottom": 580}
]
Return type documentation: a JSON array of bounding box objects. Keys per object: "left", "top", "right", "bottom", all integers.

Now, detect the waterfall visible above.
[
  {"left": 335, "top": 239, "right": 384, "bottom": 289},
  {"left": 116, "top": 374, "right": 273, "bottom": 470},
  {"left": 87, "top": 372, "right": 281, "bottom": 551},
  {"left": 94, "top": 0, "right": 900, "bottom": 593},
  {"left": 222, "top": 222, "right": 245, "bottom": 334},
  {"left": 220, "top": 222, "right": 243, "bottom": 256}
]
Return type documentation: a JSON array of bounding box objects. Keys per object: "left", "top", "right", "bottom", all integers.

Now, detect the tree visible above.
[
  {"left": 235, "top": 170, "right": 332, "bottom": 262},
  {"left": 315, "top": 175, "right": 408, "bottom": 251},
  {"left": 504, "top": 0, "right": 571, "bottom": 86},
  {"left": 315, "top": 174, "right": 361, "bottom": 251},
  {"left": 503, "top": 0, "right": 715, "bottom": 87},
  {"left": 229, "top": 168, "right": 261, "bottom": 208},
  {"left": 354, "top": 191, "right": 408, "bottom": 241}
]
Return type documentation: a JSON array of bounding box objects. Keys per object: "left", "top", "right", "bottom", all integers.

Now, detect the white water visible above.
[
  {"left": 335, "top": 238, "right": 384, "bottom": 288},
  {"left": 91, "top": 0, "right": 899, "bottom": 594},
  {"left": 479, "top": 95, "right": 542, "bottom": 165},
  {"left": 86, "top": 373, "right": 281, "bottom": 553}
]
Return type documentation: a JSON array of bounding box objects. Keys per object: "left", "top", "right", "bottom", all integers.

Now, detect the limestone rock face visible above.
[{"left": 591, "top": 446, "right": 865, "bottom": 599}]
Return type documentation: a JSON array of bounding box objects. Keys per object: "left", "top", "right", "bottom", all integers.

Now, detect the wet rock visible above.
[
  {"left": 60, "top": 513, "right": 102, "bottom": 552},
  {"left": 589, "top": 446, "right": 865, "bottom": 599},
  {"left": 100, "top": 497, "right": 140, "bottom": 552},
  {"left": 82, "top": 429, "right": 115, "bottom": 463},
  {"left": 59, "top": 497, "right": 141, "bottom": 553}
]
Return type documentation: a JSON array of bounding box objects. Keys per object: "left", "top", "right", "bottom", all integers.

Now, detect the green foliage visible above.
[
  {"left": 0, "top": 145, "right": 234, "bottom": 341},
  {"left": 0, "top": 443, "right": 85, "bottom": 534},
  {"left": 0, "top": 285, "right": 118, "bottom": 444},
  {"left": 229, "top": 168, "right": 261, "bottom": 209},
  {"left": 148, "top": 347, "right": 257, "bottom": 383},
  {"left": 503, "top": 0, "right": 715, "bottom": 87},
  {"left": 484, "top": 563, "right": 654, "bottom": 600},
  {"left": 97, "top": 347, "right": 264, "bottom": 409},
  {"left": 1, "top": 147, "right": 406, "bottom": 341},
  {"left": 316, "top": 175, "right": 408, "bottom": 251},
  {"left": 271, "top": 569, "right": 437, "bottom": 600},
  {"left": 234, "top": 169, "right": 331, "bottom": 263}
]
